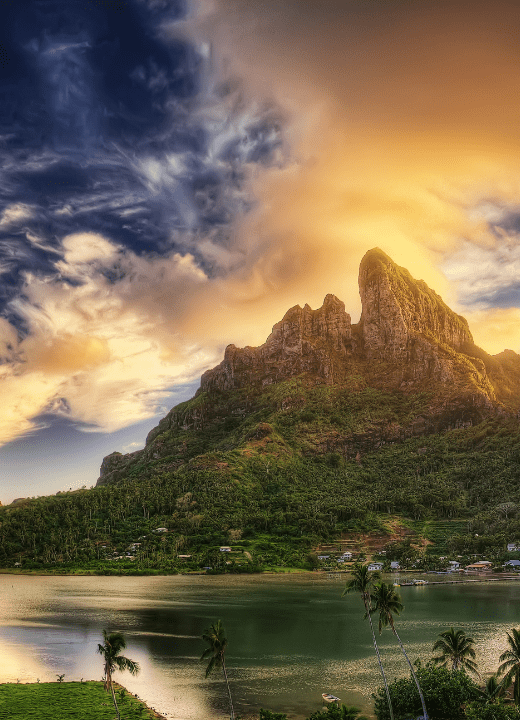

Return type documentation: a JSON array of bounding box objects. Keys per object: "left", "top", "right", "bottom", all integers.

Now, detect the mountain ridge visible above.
[{"left": 97, "top": 248, "right": 520, "bottom": 486}]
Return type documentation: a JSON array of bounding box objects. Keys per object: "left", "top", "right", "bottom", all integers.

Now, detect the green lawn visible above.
[{"left": 0, "top": 681, "right": 157, "bottom": 719}]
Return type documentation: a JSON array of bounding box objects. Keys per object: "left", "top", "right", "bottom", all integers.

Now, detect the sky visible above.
[{"left": 2, "top": 0, "right": 520, "bottom": 503}]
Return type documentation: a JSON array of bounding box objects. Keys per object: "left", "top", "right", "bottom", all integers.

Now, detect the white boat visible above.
[{"left": 322, "top": 693, "right": 340, "bottom": 704}]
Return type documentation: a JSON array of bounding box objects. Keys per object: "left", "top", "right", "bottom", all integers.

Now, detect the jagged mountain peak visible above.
[{"left": 359, "top": 247, "right": 473, "bottom": 353}]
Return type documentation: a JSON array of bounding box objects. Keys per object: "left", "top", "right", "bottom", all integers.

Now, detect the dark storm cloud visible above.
[{"left": 0, "top": 0, "right": 287, "bottom": 320}]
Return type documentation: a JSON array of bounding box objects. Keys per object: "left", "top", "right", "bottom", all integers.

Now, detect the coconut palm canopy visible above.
[
  {"left": 432, "top": 628, "right": 479, "bottom": 675},
  {"left": 97, "top": 630, "right": 140, "bottom": 682},
  {"left": 343, "top": 564, "right": 394, "bottom": 720},
  {"left": 97, "top": 630, "right": 140, "bottom": 720},
  {"left": 371, "top": 582, "right": 429, "bottom": 720},
  {"left": 201, "top": 619, "right": 235, "bottom": 720},
  {"left": 498, "top": 628, "right": 520, "bottom": 705}
]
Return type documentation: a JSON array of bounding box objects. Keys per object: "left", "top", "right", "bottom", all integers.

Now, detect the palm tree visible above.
[
  {"left": 477, "top": 674, "right": 508, "bottom": 705},
  {"left": 97, "top": 629, "right": 140, "bottom": 720},
  {"left": 498, "top": 628, "right": 520, "bottom": 705},
  {"left": 371, "top": 582, "right": 429, "bottom": 720},
  {"left": 343, "top": 563, "right": 394, "bottom": 720},
  {"left": 432, "top": 628, "right": 479, "bottom": 675},
  {"left": 201, "top": 619, "right": 235, "bottom": 720}
]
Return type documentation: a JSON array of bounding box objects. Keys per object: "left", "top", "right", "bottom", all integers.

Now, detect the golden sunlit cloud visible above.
[
  {"left": 187, "top": 0, "right": 520, "bottom": 325},
  {"left": 4, "top": 0, "right": 520, "bottom": 446}
]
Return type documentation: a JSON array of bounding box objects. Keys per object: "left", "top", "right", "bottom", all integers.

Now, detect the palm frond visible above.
[
  {"left": 114, "top": 656, "right": 140, "bottom": 675},
  {"left": 205, "top": 656, "right": 218, "bottom": 678}
]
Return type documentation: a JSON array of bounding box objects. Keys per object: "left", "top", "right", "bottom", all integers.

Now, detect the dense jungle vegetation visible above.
[{"left": 2, "top": 381, "right": 520, "bottom": 572}]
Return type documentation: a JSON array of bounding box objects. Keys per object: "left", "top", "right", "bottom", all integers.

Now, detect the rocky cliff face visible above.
[
  {"left": 200, "top": 293, "right": 353, "bottom": 393},
  {"left": 199, "top": 248, "right": 499, "bottom": 407},
  {"left": 359, "top": 248, "right": 473, "bottom": 354},
  {"left": 96, "top": 248, "right": 520, "bottom": 486},
  {"left": 357, "top": 249, "right": 497, "bottom": 407}
]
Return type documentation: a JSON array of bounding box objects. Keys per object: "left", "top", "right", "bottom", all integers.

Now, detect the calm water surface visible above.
[{"left": 1, "top": 574, "right": 520, "bottom": 719}]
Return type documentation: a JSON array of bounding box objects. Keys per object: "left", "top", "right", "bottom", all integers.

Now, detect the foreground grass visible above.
[{"left": 0, "top": 681, "right": 159, "bottom": 719}]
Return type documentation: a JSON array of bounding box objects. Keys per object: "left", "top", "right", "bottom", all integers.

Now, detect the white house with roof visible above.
[
  {"left": 390, "top": 561, "right": 400, "bottom": 570},
  {"left": 507, "top": 543, "right": 520, "bottom": 552},
  {"left": 368, "top": 562, "right": 383, "bottom": 571}
]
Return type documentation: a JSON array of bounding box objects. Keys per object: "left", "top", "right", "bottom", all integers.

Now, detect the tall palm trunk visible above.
[
  {"left": 106, "top": 668, "right": 121, "bottom": 720},
  {"left": 364, "top": 595, "right": 394, "bottom": 720},
  {"left": 221, "top": 658, "right": 235, "bottom": 720},
  {"left": 390, "top": 620, "right": 428, "bottom": 720}
]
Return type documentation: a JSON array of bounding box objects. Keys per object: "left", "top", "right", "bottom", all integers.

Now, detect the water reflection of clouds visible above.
[{"left": 0, "top": 637, "right": 47, "bottom": 682}]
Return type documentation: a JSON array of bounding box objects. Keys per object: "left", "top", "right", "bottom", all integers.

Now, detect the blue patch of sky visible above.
[
  {"left": 0, "top": 379, "right": 198, "bottom": 503},
  {"left": 0, "top": 0, "right": 288, "bottom": 329},
  {"left": 460, "top": 284, "right": 520, "bottom": 311}
]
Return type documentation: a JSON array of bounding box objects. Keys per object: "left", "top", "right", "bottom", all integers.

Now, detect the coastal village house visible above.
[
  {"left": 465, "top": 561, "right": 492, "bottom": 571},
  {"left": 505, "top": 560, "right": 520, "bottom": 569},
  {"left": 368, "top": 562, "right": 383, "bottom": 571}
]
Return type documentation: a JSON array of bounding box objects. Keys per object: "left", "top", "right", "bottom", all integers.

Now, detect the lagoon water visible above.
[{"left": 1, "top": 574, "right": 520, "bottom": 719}]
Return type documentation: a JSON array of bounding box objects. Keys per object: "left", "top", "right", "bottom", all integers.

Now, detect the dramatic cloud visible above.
[
  {"left": 3, "top": 0, "right": 520, "bottom": 453},
  {"left": 0, "top": 0, "right": 293, "bottom": 443},
  {"left": 194, "top": 0, "right": 520, "bottom": 312}
]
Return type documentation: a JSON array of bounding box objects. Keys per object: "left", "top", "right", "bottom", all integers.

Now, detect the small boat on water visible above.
[{"left": 322, "top": 693, "right": 340, "bottom": 704}]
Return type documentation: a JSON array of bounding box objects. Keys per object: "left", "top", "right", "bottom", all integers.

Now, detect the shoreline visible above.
[
  {"left": 112, "top": 682, "right": 168, "bottom": 720},
  {"left": 2, "top": 566, "right": 520, "bottom": 585},
  {"left": 0, "top": 567, "right": 311, "bottom": 577}
]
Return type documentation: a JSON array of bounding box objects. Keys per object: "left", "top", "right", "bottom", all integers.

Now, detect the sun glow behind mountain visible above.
[{"left": 2, "top": 0, "right": 520, "bottom": 501}]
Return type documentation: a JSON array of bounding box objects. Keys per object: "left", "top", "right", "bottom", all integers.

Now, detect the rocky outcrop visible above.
[
  {"left": 359, "top": 248, "right": 472, "bottom": 354},
  {"left": 357, "top": 249, "right": 497, "bottom": 408},
  {"left": 200, "top": 293, "right": 353, "bottom": 392},
  {"left": 97, "top": 450, "right": 142, "bottom": 487}
]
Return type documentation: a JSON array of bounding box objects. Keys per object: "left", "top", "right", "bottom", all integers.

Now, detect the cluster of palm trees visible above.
[
  {"left": 96, "top": 622, "right": 235, "bottom": 720},
  {"left": 344, "top": 563, "right": 428, "bottom": 720},
  {"left": 346, "top": 562, "right": 520, "bottom": 720},
  {"left": 432, "top": 626, "right": 520, "bottom": 706}
]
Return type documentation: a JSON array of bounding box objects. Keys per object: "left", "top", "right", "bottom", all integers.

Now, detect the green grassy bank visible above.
[{"left": 0, "top": 681, "right": 163, "bottom": 719}]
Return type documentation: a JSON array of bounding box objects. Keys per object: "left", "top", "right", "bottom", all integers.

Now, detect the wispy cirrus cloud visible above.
[{"left": 0, "top": 0, "right": 293, "bottom": 443}]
